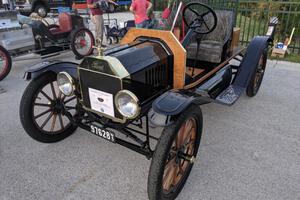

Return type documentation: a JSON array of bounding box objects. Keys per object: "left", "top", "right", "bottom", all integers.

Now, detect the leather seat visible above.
[
  {"left": 50, "top": 13, "right": 73, "bottom": 35},
  {"left": 186, "top": 10, "right": 234, "bottom": 63}
]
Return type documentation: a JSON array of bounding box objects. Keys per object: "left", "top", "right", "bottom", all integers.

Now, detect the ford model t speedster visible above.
[
  {"left": 0, "top": 11, "right": 94, "bottom": 81},
  {"left": 19, "top": 2, "right": 277, "bottom": 200}
]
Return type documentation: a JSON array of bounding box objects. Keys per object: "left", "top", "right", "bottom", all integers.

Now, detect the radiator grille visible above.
[{"left": 145, "top": 65, "right": 166, "bottom": 87}]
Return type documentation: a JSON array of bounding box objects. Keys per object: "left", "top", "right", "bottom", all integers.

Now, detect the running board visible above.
[
  {"left": 215, "top": 85, "right": 244, "bottom": 106},
  {"left": 195, "top": 85, "right": 245, "bottom": 106}
]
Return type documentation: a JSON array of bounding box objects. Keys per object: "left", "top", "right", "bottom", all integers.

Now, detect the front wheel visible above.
[
  {"left": 246, "top": 50, "right": 267, "bottom": 97},
  {"left": 0, "top": 45, "right": 12, "bottom": 81},
  {"left": 70, "top": 28, "right": 95, "bottom": 60},
  {"left": 19, "top": 73, "right": 78, "bottom": 143},
  {"left": 148, "top": 105, "right": 203, "bottom": 200}
]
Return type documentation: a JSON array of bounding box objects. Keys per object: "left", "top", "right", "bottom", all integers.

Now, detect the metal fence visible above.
[
  {"left": 236, "top": 0, "right": 300, "bottom": 54},
  {"left": 156, "top": 0, "right": 300, "bottom": 54}
]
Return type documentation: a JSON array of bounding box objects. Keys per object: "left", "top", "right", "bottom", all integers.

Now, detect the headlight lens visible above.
[
  {"left": 57, "top": 72, "right": 75, "bottom": 96},
  {"left": 115, "top": 90, "right": 140, "bottom": 119}
]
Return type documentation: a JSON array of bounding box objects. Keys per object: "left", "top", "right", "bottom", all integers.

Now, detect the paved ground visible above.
[{"left": 0, "top": 13, "right": 300, "bottom": 200}]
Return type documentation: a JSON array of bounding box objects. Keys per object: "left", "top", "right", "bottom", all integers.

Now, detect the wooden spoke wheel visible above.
[
  {"left": 246, "top": 50, "right": 267, "bottom": 97},
  {"left": 148, "top": 105, "right": 203, "bottom": 200},
  {"left": 20, "top": 73, "right": 78, "bottom": 143}
]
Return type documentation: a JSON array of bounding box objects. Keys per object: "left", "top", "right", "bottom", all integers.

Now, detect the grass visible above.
[{"left": 269, "top": 53, "right": 300, "bottom": 63}]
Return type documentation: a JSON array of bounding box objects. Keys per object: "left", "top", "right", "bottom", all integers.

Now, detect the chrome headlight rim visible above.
[
  {"left": 57, "top": 72, "right": 75, "bottom": 96},
  {"left": 115, "top": 90, "right": 141, "bottom": 119}
]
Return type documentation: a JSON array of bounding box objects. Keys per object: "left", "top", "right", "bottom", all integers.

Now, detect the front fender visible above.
[
  {"left": 24, "top": 60, "right": 78, "bottom": 80},
  {"left": 150, "top": 90, "right": 208, "bottom": 127}
]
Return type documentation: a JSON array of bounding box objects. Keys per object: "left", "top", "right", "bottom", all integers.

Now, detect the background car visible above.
[
  {"left": 15, "top": 0, "right": 86, "bottom": 18},
  {"left": 15, "top": 0, "right": 130, "bottom": 18}
]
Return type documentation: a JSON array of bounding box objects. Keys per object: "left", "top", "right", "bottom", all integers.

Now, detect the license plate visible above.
[{"left": 90, "top": 124, "right": 116, "bottom": 143}]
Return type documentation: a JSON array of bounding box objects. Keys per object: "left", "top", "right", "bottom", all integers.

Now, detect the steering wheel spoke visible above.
[
  {"left": 202, "top": 20, "right": 210, "bottom": 31},
  {"left": 187, "top": 7, "right": 200, "bottom": 16},
  {"left": 201, "top": 10, "right": 211, "bottom": 18},
  {"left": 183, "top": 2, "right": 218, "bottom": 35}
]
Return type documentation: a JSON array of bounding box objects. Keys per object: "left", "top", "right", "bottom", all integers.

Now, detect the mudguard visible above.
[
  {"left": 152, "top": 91, "right": 195, "bottom": 116},
  {"left": 150, "top": 90, "right": 208, "bottom": 126},
  {"left": 233, "top": 36, "right": 270, "bottom": 88},
  {"left": 24, "top": 60, "right": 78, "bottom": 80}
]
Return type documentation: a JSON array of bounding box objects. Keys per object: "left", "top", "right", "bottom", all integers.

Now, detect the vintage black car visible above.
[
  {"left": 0, "top": 11, "right": 94, "bottom": 81},
  {"left": 19, "top": 2, "right": 278, "bottom": 200}
]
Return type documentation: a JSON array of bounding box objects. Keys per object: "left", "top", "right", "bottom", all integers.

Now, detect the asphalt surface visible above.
[{"left": 0, "top": 13, "right": 300, "bottom": 200}]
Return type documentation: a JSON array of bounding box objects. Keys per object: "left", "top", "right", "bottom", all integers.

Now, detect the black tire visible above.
[
  {"left": 148, "top": 105, "right": 203, "bottom": 200},
  {"left": 107, "top": 37, "right": 119, "bottom": 45},
  {"left": 246, "top": 49, "right": 267, "bottom": 97},
  {"left": 70, "top": 28, "right": 95, "bottom": 60},
  {"left": 35, "top": 4, "right": 48, "bottom": 18},
  {"left": 107, "top": 37, "right": 113, "bottom": 45},
  {"left": 0, "top": 45, "right": 12, "bottom": 81},
  {"left": 19, "top": 72, "right": 78, "bottom": 143}
]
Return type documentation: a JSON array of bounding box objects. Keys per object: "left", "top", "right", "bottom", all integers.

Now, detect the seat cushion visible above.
[
  {"left": 51, "top": 13, "right": 72, "bottom": 35},
  {"left": 186, "top": 10, "right": 234, "bottom": 63},
  {"left": 186, "top": 40, "right": 224, "bottom": 63}
]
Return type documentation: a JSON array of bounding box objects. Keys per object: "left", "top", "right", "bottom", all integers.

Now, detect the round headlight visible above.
[
  {"left": 115, "top": 90, "right": 140, "bottom": 119},
  {"left": 57, "top": 72, "right": 75, "bottom": 96}
]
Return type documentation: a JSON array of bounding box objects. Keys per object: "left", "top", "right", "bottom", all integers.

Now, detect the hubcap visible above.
[
  {"left": 162, "top": 117, "right": 197, "bottom": 193},
  {"left": 75, "top": 31, "right": 93, "bottom": 56}
]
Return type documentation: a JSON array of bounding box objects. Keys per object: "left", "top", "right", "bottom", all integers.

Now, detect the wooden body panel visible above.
[{"left": 121, "top": 28, "right": 186, "bottom": 89}]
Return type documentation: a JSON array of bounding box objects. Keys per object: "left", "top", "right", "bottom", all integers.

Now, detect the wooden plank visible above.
[
  {"left": 230, "top": 27, "right": 241, "bottom": 54},
  {"left": 271, "top": 48, "right": 286, "bottom": 58},
  {"left": 121, "top": 28, "right": 186, "bottom": 89}
]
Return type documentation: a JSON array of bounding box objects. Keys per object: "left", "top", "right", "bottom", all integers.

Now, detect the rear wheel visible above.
[
  {"left": 35, "top": 4, "right": 48, "bottom": 18},
  {"left": 148, "top": 105, "right": 203, "bottom": 200},
  {"left": 70, "top": 28, "right": 95, "bottom": 59},
  {"left": 246, "top": 50, "right": 267, "bottom": 97},
  {"left": 19, "top": 73, "right": 78, "bottom": 143},
  {"left": 0, "top": 45, "right": 12, "bottom": 81}
]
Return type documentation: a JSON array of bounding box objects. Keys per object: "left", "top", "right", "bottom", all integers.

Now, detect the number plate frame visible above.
[{"left": 90, "top": 124, "right": 116, "bottom": 143}]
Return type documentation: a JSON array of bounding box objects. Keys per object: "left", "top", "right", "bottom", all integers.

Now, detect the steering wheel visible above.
[{"left": 183, "top": 2, "right": 218, "bottom": 35}]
